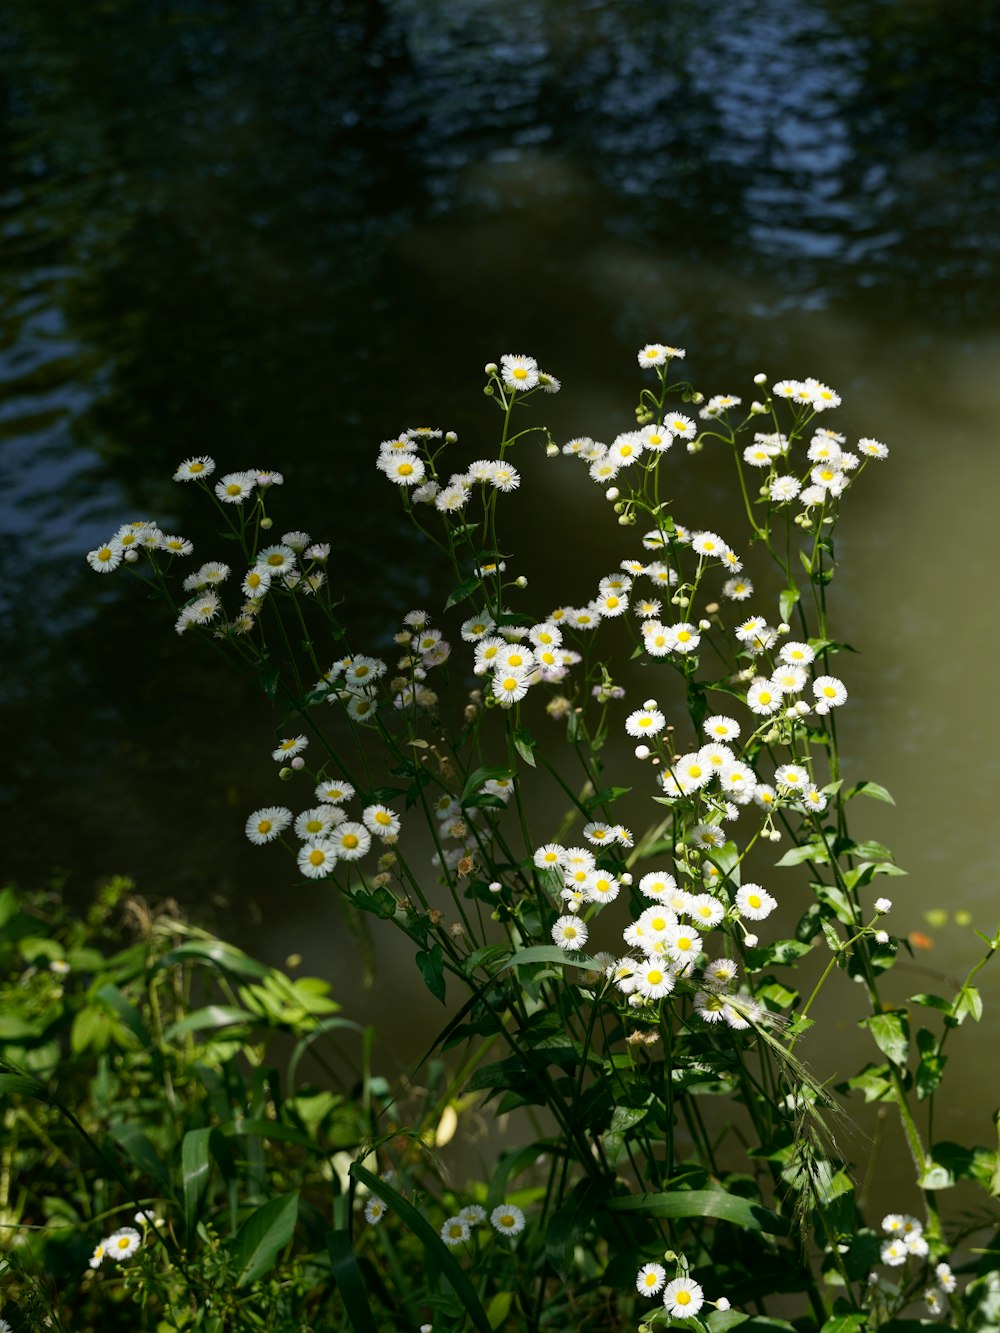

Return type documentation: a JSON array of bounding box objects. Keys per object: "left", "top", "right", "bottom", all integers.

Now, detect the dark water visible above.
[{"left": 2, "top": 0, "right": 999, "bottom": 1142}]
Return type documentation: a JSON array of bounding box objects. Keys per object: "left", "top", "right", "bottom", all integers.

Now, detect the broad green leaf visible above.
[
  {"left": 487, "top": 1292, "right": 512, "bottom": 1328},
  {"left": 820, "top": 1316, "right": 866, "bottom": 1333},
  {"left": 775, "top": 842, "right": 829, "bottom": 868},
  {"left": 164, "top": 1006, "right": 255, "bottom": 1040},
  {"left": 220, "top": 1119, "right": 316, "bottom": 1151},
  {"left": 908, "top": 993, "right": 951, "bottom": 1014},
  {"left": 416, "top": 944, "right": 446, "bottom": 1004},
  {"left": 605, "top": 1189, "right": 789, "bottom": 1236},
  {"left": 230, "top": 1192, "right": 299, "bottom": 1288},
  {"left": 158, "top": 941, "right": 270, "bottom": 979},
  {"left": 513, "top": 727, "right": 536, "bottom": 768},
  {"left": 706, "top": 1313, "right": 750, "bottom": 1332},
  {"left": 603, "top": 1104, "right": 649, "bottom": 1165},
  {"left": 498, "top": 946, "right": 601, "bottom": 973},
  {"left": 917, "top": 1142, "right": 998, "bottom": 1192},
  {"left": 351, "top": 1164, "right": 493, "bottom": 1333},
  {"left": 861, "top": 1010, "right": 909, "bottom": 1066},
  {"left": 953, "top": 985, "right": 983, "bottom": 1024},
  {"left": 445, "top": 576, "right": 481, "bottom": 610},
  {"left": 779, "top": 585, "right": 799, "bottom": 625},
  {"left": 845, "top": 780, "right": 895, "bottom": 805}
]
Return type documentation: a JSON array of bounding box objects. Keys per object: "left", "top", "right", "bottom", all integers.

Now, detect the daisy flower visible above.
[
  {"left": 634, "top": 959, "right": 676, "bottom": 1000},
  {"left": 272, "top": 735, "right": 308, "bottom": 761},
  {"left": 625, "top": 707, "right": 666, "bottom": 738},
  {"left": 491, "top": 1203, "right": 526, "bottom": 1236},
  {"left": 331, "top": 823, "right": 372, "bottom": 861},
  {"left": 173, "top": 455, "right": 216, "bottom": 481},
  {"left": 636, "top": 1262, "right": 667, "bottom": 1296},
  {"left": 316, "top": 778, "right": 354, "bottom": 804},
  {"left": 668, "top": 622, "right": 700, "bottom": 653},
  {"left": 686, "top": 894, "right": 725, "bottom": 928},
  {"left": 639, "top": 871, "right": 677, "bottom": 901},
  {"left": 638, "top": 343, "right": 668, "bottom": 367},
  {"left": 703, "top": 956, "right": 739, "bottom": 988},
  {"left": 500, "top": 354, "right": 539, "bottom": 392},
  {"left": 694, "top": 990, "right": 728, "bottom": 1023},
  {"left": 89, "top": 1240, "right": 107, "bottom": 1268},
  {"left": 691, "top": 531, "right": 728, "bottom": 559},
  {"left": 585, "top": 871, "right": 620, "bottom": 905},
  {"left": 662, "top": 1277, "right": 704, "bottom": 1318},
  {"left": 215, "top": 471, "right": 257, "bottom": 504},
  {"left": 257, "top": 544, "right": 297, "bottom": 575},
  {"left": 461, "top": 613, "right": 495, "bottom": 641},
  {"left": 552, "top": 916, "right": 589, "bottom": 951},
  {"left": 363, "top": 804, "right": 401, "bottom": 838},
  {"left": 735, "top": 884, "right": 777, "bottom": 920},
  {"left": 295, "top": 807, "right": 337, "bottom": 839},
  {"left": 440, "top": 1216, "right": 471, "bottom": 1247},
  {"left": 246, "top": 806, "right": 292, "bottom": 845},
  {"left": 664, "top": 411, "right": 696, "bottom": 438},
  {"left": 533, "top": 843, "right": 566, "bottom": 870},
  {"left": 297, "top": 839, "right": 339, "bottom": 878},
  {"left": 364, "top": 1197, "right": 388, "bottom": 1226},
  {"left": 490, "top": 462, "right": 521, "bottom": 492},
  {"left": 379, "top": 455, "right": 426, "bottom": 486},
  {"left": 746, "top": 679, "right": 781, "bottom": 716},
  {"left": 858, "top": 436, "right": 889, "bottom": 459},
  {"left": 162, "top": 534, "right": 193, "bottom": 555},
  {"left": 493, "top": 669, "right": 530, "bottom": 705},
  {"left": 662, "top": 923, "right": 702, "bottom": 966},
  {"left": 703, "top": 715, "right": 740, "bottom": 742},
  {"left": 813, "top": 675, "right": 848, "bottom": 711},
  {"left": 881, "top": 1239, "right": 908, "bottom": 1267},
  {"left": 87, "top": 541, "right": 124, "bottom": 574},
  {"left": 723, "top": 577, "right": 753, "bottom": 601},
  {"left": 106, "top": 1227, "right": 142, "bottom": 1261}
]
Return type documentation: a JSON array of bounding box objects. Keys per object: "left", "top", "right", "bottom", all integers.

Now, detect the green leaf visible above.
[
  {"left": 907, "top": 993, "right": 951, "bottom": 1014},
  {"left": 351, "top": 1164, "right": 494, "bottom": 1333},
  {"left": 0, "top": 1071, "right": 44, "bottom": 1099},
  {"left": 220, "top": 1119, "right": 316, "bottom": 1151},
  {"left": 164, "top": 1006, "right": 255, "bottom": 1040},
  {"left": 111, "top": 1122, "right": 171, "bottom": 1190},
  {"left": 861, "top": 1010, "right": 909, "bottom": 1066},
  {"left": 605, "top": 1189, "right": 789, "bottom": 1235},
  {"left": 603, "top": 1104, "right": 649, "bottom": 1165},
  {"left": 498, "top": 946, "right": 600, "bottom": 973},
  {"left": 230, "top": 1192, "right": 299, "bottom": 1288},
  {"left": 416, "top": 944, "right": 446, "bottom": 1004},
  {"left": 917, "top": 1141, "right": 999, "bottom": 1192},
  {"left": 157, "top": 941, "right": 271, "bottom": 979},
  {"left": 445, "top": 576, "right": 481, "bottom": 610},
  {"left": 327, "top": 1197, "right": 378, "bottom": 1333},
  {"left": 775, "top": 842, "right": 829, "bottom": 868},
  {"left": 513, "top": 727, "right": 536, "bottom": 768},
  {"left": 845, "top": 780, "right": 895, "bottom": 805},
  {"left": 487, "top": 1292, "right": 512, "bottom": 1329},
  {"left": 953, "top": 985, "right": 983, "bottom": 1024},
  {"left": 820, "top": 1316, "right": 867, "bottom": 1333},
  {"left": 778, "top": 586, "right": 799, "bottom": 625},
  {"left": 706, "top": 1313, "right": 750, "bottom": 1332},
  {"left": 181, "top": 1128, "right": 213, "bottom": 1241}
]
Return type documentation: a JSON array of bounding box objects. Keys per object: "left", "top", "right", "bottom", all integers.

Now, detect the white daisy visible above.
[
  {"left": 106, "top": 1227, "right": 142, "bottom": 1261},
  {"left": 552, "top": 915, "right": 588, "bottom": 951},
  {"left": 500, "top": 354, "right": 539, "bottom": 393},
  {"left": 440, "top": 1216, "right": 471, "bottom": 1247},
  {"left": 703, "top": 715, "right": 740, "bottom": 742},
  {"left": 379, "top": 455, "right": 426, "bottom": 486},
  {"left": 272, "top": 735, "right": 308, "bottom": 761},
  {"left": 625, "top": 707, "right": 666, "bottom": 738},
  {"left": 297, "top": 839, "right": 338, "bottom": 878},
  {"left": 215, "top": 471, "right": 257, "bottom": 504},
  {"left": 634, "top": 959, "right": 675, "bottom": 1000},
  {"left": 173, "top": 455, "right": 216, "bottom": 481},
  {"left": 636, "top": 1262, "right": 667, "bottom": 1296},
  {"left": 87, "top": 541, "right": 124, "bottom": 574},
  {"left": 735, "top": 884, "right": 776, "bottom": 920},
  {"left": 662, "top": 1277, "right": 704, "bottom": 1318},
  {"left": 331, "top": 823, "right": 372, "bottom": 861},
  {"left": 490, "top": 1203, "right": 526, "bottom": 1236},
  {"left": 363, "top": 804, "right": 401, "bottom": 838},
  {"left": 246, "top": 806, "right": 292, "bottom": 845}
]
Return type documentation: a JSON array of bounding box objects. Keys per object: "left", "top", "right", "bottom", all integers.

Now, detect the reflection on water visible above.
[{"left": 1, "top": 0, "right": 999, "bottom": 1190}]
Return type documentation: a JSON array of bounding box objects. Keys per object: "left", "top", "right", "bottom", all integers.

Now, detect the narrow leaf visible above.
[{"left": 605, "top": 1189, "right": 789, "bottom": 1235}]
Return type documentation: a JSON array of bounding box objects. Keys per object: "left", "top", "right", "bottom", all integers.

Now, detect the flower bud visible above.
[
  {"left": 606, "top": 487, "right": 620, "bottom": 501},
  {"left": 291, "top": 756, "right": 305, "bottom": 770},
  {"left": 515, "top": 575, "right": 527, "bottom": 588},
  {"left": 279, "top": 766, "right": 294, "bottom": 780},
  {"left": 260, "top": 516, "right": 273, "bottom": 530},
  {"left": 753, "top": 372, "right": 767, "bottom": 384},
  {"left": 634, "top": 744, "right": 651, "bottom": 760}
]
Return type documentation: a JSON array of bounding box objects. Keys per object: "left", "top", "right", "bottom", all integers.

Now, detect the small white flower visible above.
[
  {"left": 552, "top": 916, "right": 588, "bottom": 951},
  {"left": 106, "top": 1226, "right": 142, "bottom": 1261},
  {"left": 490, "top": 1203, "right": 526, "bottom": 1236},
  {"left": 636, "top": 1262, "right": 667, "bottom": 1296}
]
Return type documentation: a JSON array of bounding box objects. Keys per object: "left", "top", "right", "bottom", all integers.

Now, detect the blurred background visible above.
[{"left": 1, "top": 0, "right": 998, "bottom": 1192}]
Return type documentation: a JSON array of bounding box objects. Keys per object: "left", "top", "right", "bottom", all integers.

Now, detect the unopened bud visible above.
[
  {"left": 260, "top": 516, "right": 273, "bottom": 530},
  {"left": 606, "top": 487, "right": 620, "bottom": 501},
  {"left": 515, "top": 575, "right": 527, "bottom": 588}
]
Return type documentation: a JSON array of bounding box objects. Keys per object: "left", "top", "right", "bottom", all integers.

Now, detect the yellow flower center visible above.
[
  {"left": 257, "top": 820, "right": 272, "bottom": 835},
  {"left": 308, "top": 850, "right": 325, "bottom": 866},
  {"left": 676, "top": 1291, "right": 691, "bottom": 1306},
  {"left": 375, "top": 811, "right": 392, "bottom": 826},
  {"left": 189, "top": 462, "right": 204, "bottom": 473},
  {"left": 399, "top": 463, "right": 414, "bottom": 476},
  {"left": 342, "top": 834, "right": 359, "bottom": 850}
]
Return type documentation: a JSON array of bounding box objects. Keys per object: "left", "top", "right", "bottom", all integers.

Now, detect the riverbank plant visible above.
[{"left": 6, "top": 344, "right": 999, "bottom": 1330}]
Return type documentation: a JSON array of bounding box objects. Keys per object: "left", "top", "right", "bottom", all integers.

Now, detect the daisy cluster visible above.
[
  {"left": 634, "top": 1262, "right": 731, "bottom": 1319},
  {"left": 375, "top": 355, "right": 557, "bottom": 509},
  {"left": 365, "top": 1181, "right": 526, "bottom": 1245},
  {"left": 245, "top": 768, "right": 402, "bottom": 879},
  {"left": 88, "top": 1218, "right": 151, "bottom": 1269},
  {"left": 875, "top": 1213, "right": 958, "bottom": 1317}
]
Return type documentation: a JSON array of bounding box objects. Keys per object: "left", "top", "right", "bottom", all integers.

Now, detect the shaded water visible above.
[{"left": 2, "top": 0, "right": 999, "bottom": 1197}]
